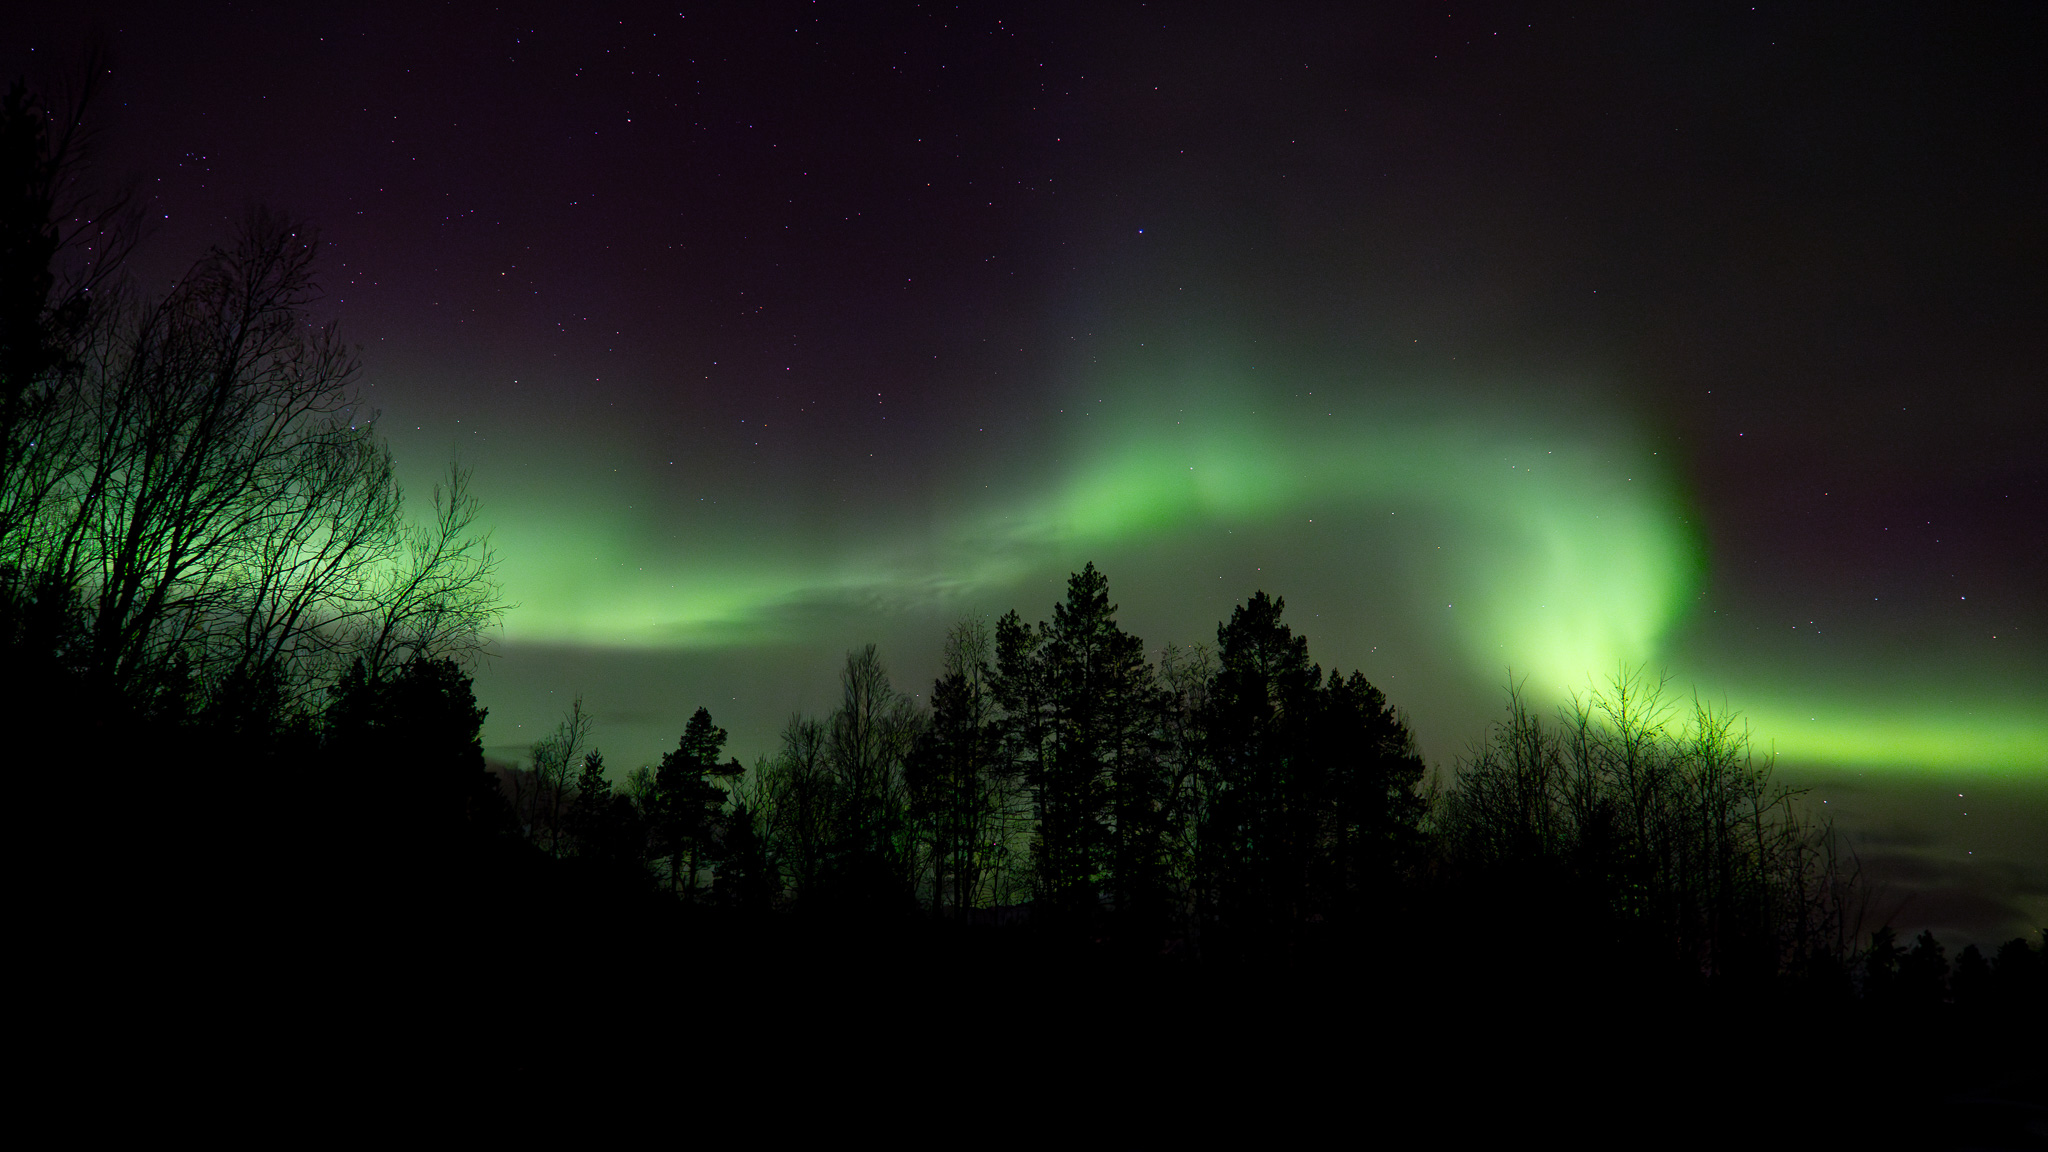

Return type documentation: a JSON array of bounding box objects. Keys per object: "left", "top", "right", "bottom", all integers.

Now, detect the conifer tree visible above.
[
  {"left": 1199, "top": 592, "right": 1425, "bottom": 952},
  {"left": 567, "top": 750, "right": 613, "bottom": 858},
  {"left": 997, "top": 564, "right": 1160, "bottom": 925},
  {"left": 1203, "top": 591, "right": 1323, "bottom": 943},
  {"left": 654, "top": 707, "right": 741, "bottom": 896}
]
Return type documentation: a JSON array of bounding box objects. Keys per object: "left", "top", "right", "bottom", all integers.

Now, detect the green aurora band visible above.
[
  {"left": 1005, "top": 402, "right": 1695, "bottom": 701},
  {"left": 471, "top": 379, "right": 2044, "bottom": 776}
]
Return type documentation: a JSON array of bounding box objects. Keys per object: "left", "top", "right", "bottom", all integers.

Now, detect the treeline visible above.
[
  {"left": 494, "top": 562, "right": 2047, "bottom": 1012},
  {"left": 505, "top": 567, "right": 1429, "bottom": 961}
]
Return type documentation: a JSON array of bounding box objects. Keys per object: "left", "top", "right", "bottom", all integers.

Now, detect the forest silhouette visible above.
[{"left": 3, "top": 70, "right": 2039, "bottom": 1138}]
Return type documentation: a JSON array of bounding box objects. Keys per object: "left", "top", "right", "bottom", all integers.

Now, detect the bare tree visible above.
[
  {"left": 1437, "top": 669, "right": 1858, "bottom": 980},
  {"left": 826, "top": 644, "right": 923, "bottom": 896},
  {"left": 356, "top": 462, "right": 501, "bottom": 680},
  {"left": 1, "top": 56, "right": 142, "bottom": 548},
  {"left": 2, "top": 205, "right": 500, "bottom": 712},
  {"left": 57, "top": 213, "right": 369, "bottom": 696},
  {"left": 758, "top": 712, "right": 834, "bottom": 904},
  {"left": 521, "top": 696, "right": 593, "bottom": 855}
]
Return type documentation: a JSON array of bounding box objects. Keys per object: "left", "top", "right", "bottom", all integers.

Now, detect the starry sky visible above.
[{"left": 13, "top": 2, "right": 2043, "bottom": 943}]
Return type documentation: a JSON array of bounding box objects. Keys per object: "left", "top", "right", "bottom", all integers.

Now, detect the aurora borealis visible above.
[
  {"left": 476, "top": 353, "right": 2042, "bottom": 777},
  {"left": 12, "top": 2, "right": 2042, "bottom": 941},
  {"left": 498, "top": 371, "right": 1703, "bottom": 695}
]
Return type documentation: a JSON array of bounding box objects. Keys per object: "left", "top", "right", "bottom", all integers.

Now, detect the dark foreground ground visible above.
[
  {"left": 104, "top": 835, "right": 2015, "bottom": 1147},
  {"left": 26, "top": 807, "right": 2034, "bottom": 1145}
]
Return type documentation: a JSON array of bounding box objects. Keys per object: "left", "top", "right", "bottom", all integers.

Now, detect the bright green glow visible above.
[
  {"left": 986, "top": 391, "right": 1701, "bottom": 699},
  {"left": 488, "top": 375, "right": 1702, "bottom": 699},
  {"left": 1711, "top": 698, "right": 2047, "bottom": 774},
  {"left": 488, "top": 502, "right": 1024, "bottom": 647},
  {"left": 1695, "top": 680, "right": 2048, "bottom": 770},
  {"left": 463, "top": 369, "right": 2039, "bottom": 778}
]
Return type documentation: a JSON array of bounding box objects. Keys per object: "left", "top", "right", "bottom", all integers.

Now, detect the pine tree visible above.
[
  {"left": 1311, "top": 669, "right": 1429, "bottom": 925},
  {"left": 567, "top": 750, "right": 612, "bottom": 857},
  {"left": 654, "top": 707, "right": 741, "bottom": 897},
  {"left": 1203, "top": 591, "right": 1322, "bottom": 945},
  {"left": 1199, "top": 592, "right": 1426, "bottom": 954},
  {"left": 997, "top": 564, "right": 1160, "bottom": 926}
]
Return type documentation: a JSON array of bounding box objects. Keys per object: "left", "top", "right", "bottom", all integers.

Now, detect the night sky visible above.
[{"left": 14, "top": 2, "right": 2042, "bottom": 943}]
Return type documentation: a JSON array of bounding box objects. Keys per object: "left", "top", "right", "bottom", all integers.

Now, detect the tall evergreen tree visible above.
[
  {"left": 1199, "top": 591, "right": 1426, "bottom": 954},
  {"left": 1308, "top": 668, "right": 1429, "bottom": 925},
  {"left": 567, "top": 749, "right": 626, "bottom": 863},
  {"left": 653, "top": 707, "right": 741, "bottom": 897},
  {"left": 1203, "top": 591, "right": 1323, "bottom": 944},
  {"left": 997, "top": 564, "right": 1161, "bottom": 926}
]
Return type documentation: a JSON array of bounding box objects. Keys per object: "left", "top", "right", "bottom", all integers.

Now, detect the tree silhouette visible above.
[
  {"left": 907, "top": 618, "right": 1010, "bottom": 918},
  {"left": 1, "top": 68, "right": 500, "bottom": 726},
  {"left": 1154, "top": 640, "right": 1215, "bottom": 937},
  {"left": 996, "top": 563, "right": 1159, "bottom": 927},
  {"left": 1990, "top": 934, "right": 2043, "bottom": 1011},
  {"left": 652, "top": 707, "right": 742, "bottom": 897},
  {"left": 1308, "top": 668, "right": 1429, "bottom": 928},
  {"left": 1201, "top": 594, "right": 1416, "bottom": 953},
  {"left": 324, "top": 655, "right": 498, "bottom": 851},
  {"left": 0, "top": 63, "right": 138, "bottom": 554},
  {"left": 568, "top": 748, "right": 639, "bottom": 866},
  {"left": 1438, "top": 671, "right": 1854, "bottom": 981},
  {"left": 1950, "top": 942, "right": 1991, "bottom": 1009},
  {"left": 1898, "top": 929, "right": 1949, "bottom": 1006},
  {"left": 713, "top": 802, "right": 775, "bottom": 912},
  {"left": 755, "top": 713, "right": 835, "bottom": 907},
  {"left": 1862, "top": 926, "right": 1904, "bottom": 1003},
  {"left": 821, "top": 644, "right": 921, "bottom": 911},
  {"left": 1202, "top": 590, "right": 1323, "bottom": 949},
  {"left": 521, "top": 697, "right": 593, "bottom": 855}
]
